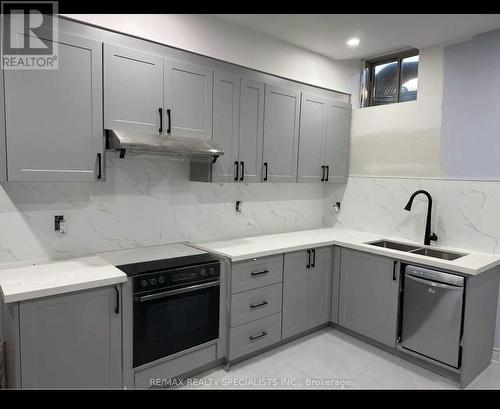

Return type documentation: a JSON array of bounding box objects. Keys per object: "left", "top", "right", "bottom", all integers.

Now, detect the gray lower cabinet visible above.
[
  {"left": 18, "top": 286, "right": 122, "bottom": 388},
  {"left": 164, "top": 58, "right": 213, "bottom": 139},
  {"left": 262, "top": 84, "right": 301, "bottom": 183},
  {"left": 297, "top": 93, "right": 351, "bottom": 184},
  {"left": 104, "top": 44, "right": 164, "bottom": 134},
  {"left": 338, "top": 248, "right": 399, "bottom": 347},
  {"left": 4, "top": 32, "right": 103, "bottom": 182},
  {"left": 282, "top": 247, "right": 333, "bottom": 339}
]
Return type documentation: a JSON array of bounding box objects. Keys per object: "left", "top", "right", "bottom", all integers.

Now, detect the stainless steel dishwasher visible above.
[{"left": 401, "top": 265, "right": 464, "bottom": 368}]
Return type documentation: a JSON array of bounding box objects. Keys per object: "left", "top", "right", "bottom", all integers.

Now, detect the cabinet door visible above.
[
  {"left": 4, "top": 33, "right": 103, "bottom": 182},
  {"left": 238, "top": 78, "right": 264, "bottom": 183},
  {"left": 338, "top": 249, "right": 399, "bottom": 347},
  {"left": 104, "top": 44, "right": 163, "bottom": 134},
  {"left": 297, "top": 93, "right": 327, "bottom": 183},
  {"left": 212, "top": 71, "right": 240, "bottom": 182},
  {"left": 19, "top": 286, "right": 122, "bottom": 388},
  {"left": 262, "top": 84, "right": 301, "bottom": 183},
  {"left": 324, "top": 100, "right": 351, "bottom": 183},
  {"left": 282, "top": 251, "right": 309, "bottom": 339},
  {"left": 164, "top": 58, "right": 213, "bottom": 139},
  {"left": 308, "top": 247, "right": 332, "bottom": 328}
]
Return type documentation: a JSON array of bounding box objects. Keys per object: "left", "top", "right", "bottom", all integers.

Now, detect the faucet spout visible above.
[{"left": 404, "top": 190, "right": 438, "bottom": 246}]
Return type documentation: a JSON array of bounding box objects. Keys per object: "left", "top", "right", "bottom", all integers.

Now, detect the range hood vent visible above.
[{"left": 108, "top": 130, "right": 224, "bottom": 161}]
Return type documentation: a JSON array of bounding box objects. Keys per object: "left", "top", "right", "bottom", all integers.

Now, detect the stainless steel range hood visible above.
[{"left": 108, "top": 130, "right": 224, "bottom": 161}]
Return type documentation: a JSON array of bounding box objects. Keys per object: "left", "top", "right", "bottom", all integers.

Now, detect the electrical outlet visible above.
[{"left": 55, "top": 215, "right": 67, "bottom": 233}]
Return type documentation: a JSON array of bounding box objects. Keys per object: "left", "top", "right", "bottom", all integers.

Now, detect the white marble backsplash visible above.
[
  {"left": 0, "top": 152, "right": 326, "bottom": 264},
  {"left": 325, "top": 177, "right": 500, "bottom": 255}
]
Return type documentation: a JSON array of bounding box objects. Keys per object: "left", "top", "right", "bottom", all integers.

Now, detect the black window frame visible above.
[{"left": 363, "top": 48, "right": 419, "bottom": 107}]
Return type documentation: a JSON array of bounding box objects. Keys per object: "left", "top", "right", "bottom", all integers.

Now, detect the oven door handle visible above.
[{"left": 135, "top": 280, "right": 220, "bottom": 303}]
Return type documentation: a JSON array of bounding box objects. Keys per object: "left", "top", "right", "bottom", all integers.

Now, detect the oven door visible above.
[{"left": 133, "top": 280, "right": 220, "bottom": 368}]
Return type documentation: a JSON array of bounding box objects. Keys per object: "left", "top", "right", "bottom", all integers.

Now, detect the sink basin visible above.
[
  {"left": 367, "top": 240, "right": 421, "bottom": 252},
  {"left": 410, "top": 247, "right": 466, "bottom": 261}
]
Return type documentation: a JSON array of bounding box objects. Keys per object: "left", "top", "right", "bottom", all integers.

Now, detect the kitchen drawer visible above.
[
  {"left": 230, "top": 283, "right": 282, "bottom": 327},
  {"left": 134, "top": 344, "right": 216, "bottom": 388},
  {"left": 231, "top": 255, "right": 283, "bottom": 294},
  {"left": 228, "top": 313, "right": 282, "bottom": 360}
]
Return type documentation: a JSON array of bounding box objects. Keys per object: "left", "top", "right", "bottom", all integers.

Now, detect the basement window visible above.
[{"left": 361, "top": 49, "right": 419, "bottom": 107}]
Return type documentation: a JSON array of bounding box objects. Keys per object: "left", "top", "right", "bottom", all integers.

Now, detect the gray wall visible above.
[{"left": 441, "top": 29, "right": 500, "bottom": 180}]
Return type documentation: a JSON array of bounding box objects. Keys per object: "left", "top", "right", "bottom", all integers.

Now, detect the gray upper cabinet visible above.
[
  {"left": 282, "top": 247, "right": 333, "bottom": 339},
  {"left": 104, "top": 44, "right": 164, "bottom": 134},
  {"left": 164, "top": 58, "right": 213, "bottom": 139},
  {"left": 307, "top": 246, "right": 332, "bottom": 328},
  {"left": 4, "top": 32, "right": 103, "bottom": 182},
  {"left": 297, "top": 93, "right": 327, "bottom": 183},
  {"left": 338, "top": 248, "right": 399, "bottom": 347},
  {"left": 298, "top": 93, "right": 351, "bottom": 183},
  {"left": 212, "top": 75, "right": 265, "bottom": 183},
  {"left": 19, "top": 286, "right": 122, "bottom": 388},
  {"left": 324, "top": 100, "right": 351, "bottom": 183},
  {"left": 263, "top": 84, "right": 301, "bottom": 183},
  {"left": 238, "top": 78, "right": 264, "bottom": 183},
  {"left": 212, "top": 71, "right": 240, "bottom": 182}
]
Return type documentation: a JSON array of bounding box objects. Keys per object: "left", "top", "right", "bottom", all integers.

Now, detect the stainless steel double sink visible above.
[{"left": 366, "top": 239, "right": 467, "bottom": 261}]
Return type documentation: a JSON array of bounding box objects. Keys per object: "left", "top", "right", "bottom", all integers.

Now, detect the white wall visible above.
[
  {"left": 61, "top": 14, "right": 360, "bottom": 95},
  {"left": 349, "top": 46, "right": 445, "bottom": 177}
]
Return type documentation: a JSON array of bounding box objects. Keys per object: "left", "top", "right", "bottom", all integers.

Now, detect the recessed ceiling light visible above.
[{"left": 346, "top": 38, "right": 360, "bottom": 47}]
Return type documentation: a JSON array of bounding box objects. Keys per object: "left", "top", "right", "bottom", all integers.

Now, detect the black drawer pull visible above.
[
  {"left": 311, "top": 249, "right": 316, "bottom": 268},
  {"left": 249, "top": 331, "right": 268, "bottom": 341},
  {"left": 325, "top": 165, "right": 330, "bottom": 182},
  {"left": 97, "top": 153, "right": 102, "bottom": 180},
  {"left": 234, "top": 161, "right": 239, "bottom": 181},
  {"left": 114, "top": 286, "right": 120, "bottom": 314},
  {"left": 158, "top": 107, "right": 163, "bottom": 134},
  {"left": 166, "top": 109, "right": 171, "bottom": 134},
  {"left": 250, "top": 269, "right": 269, "bottom": 276},
  {"left": 263, "top": 162, "right": 268, "bottom": 181},
  {"left": 306, "top": 249, "right": 311, "bottom": 268},
  {"left": 321, "top": 165, "right": 325, "bottom": 182},
  {"left": 240, "top": 161, "right": 244, "bottom": 181},
  {"left": 393, "top": 261, "right": 398, "bottom": 281},
  {"left": 250, "top": 300, "right": 268, "bottom": 309}
]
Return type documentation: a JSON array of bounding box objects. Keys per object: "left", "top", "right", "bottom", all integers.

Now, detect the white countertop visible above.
[
  {"left": 193, "top": 227, "right": 500, "bottom": 276},
  {"left": 96, "top": 242, "right": 206, "bottom": 266},
  {"left": 0, "top": 256, "right": 127, "bottom": 303}
]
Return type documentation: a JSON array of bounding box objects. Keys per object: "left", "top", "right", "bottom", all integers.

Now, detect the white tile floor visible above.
[{"left": 180, "top": 328, "right": 500, "bottom": 390}]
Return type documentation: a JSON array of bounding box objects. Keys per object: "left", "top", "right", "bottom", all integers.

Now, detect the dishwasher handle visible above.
[{"left": 405, "top": 273, "right": 464, "bottom": 291}]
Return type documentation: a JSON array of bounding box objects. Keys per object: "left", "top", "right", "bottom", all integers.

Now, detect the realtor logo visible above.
[{"left": 1, "top": 1, "right": 58, "bottom": 69}]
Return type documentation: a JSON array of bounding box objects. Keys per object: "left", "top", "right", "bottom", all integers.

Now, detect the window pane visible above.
[
  {"left": 399, "top": 55, "right": 419, "bottom": 102},
  {"left": 372, "top": 61, "right": 398, "bottom": 106}
]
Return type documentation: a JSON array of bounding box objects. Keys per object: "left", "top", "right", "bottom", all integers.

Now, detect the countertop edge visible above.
[{"left": 2, "top": 273, "right": 127, "bottom": 304}]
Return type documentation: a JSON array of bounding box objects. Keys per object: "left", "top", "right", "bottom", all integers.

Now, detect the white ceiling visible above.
[{"left": 216, "top": 14, "right": 500, "bottom": 60}]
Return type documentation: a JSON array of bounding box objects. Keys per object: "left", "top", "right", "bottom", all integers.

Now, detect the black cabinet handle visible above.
[
  {"left": 250, "top": 300, "right": 268, "bottom": 309},
  {"left": 306, "top": 249, "right": 311, "bottom": 268},
  {"left": 166, "top": 109, "right": 171, "bottom": 134},
  {"left": 97, "top": 153, "right": 102, "bottom": 180},
  {"left": 158, "top": 108, "right": 163, "bottom": 134},
  {"left": 240, "top": 161, "right": 244, "bottom": 181},
  {"left": 263, "top": 162, "right": 268, "bottom": 181},
  {"left": 251, "top": 269, "right": 269, "bottom": 276},
  {"left": 249, "top": 331, "right": 268, "bottom": 341},
  {"left": 114, "top": 286, "right": 120, "bottom": 314},
  {"left": 311, "top": 249, "right": 316, "bottom": 268},
  {"left": 234, "top": 161, "right": 239, "bottom": 181},
  {"left": 393, "top": 261, "right": 398, "bottom": 281},
  {"left": 325, "top": 165, "right": 330, "bottom": 182},
  {"left": 321, "top": 165, "right": 325, "bottom": 182}
]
